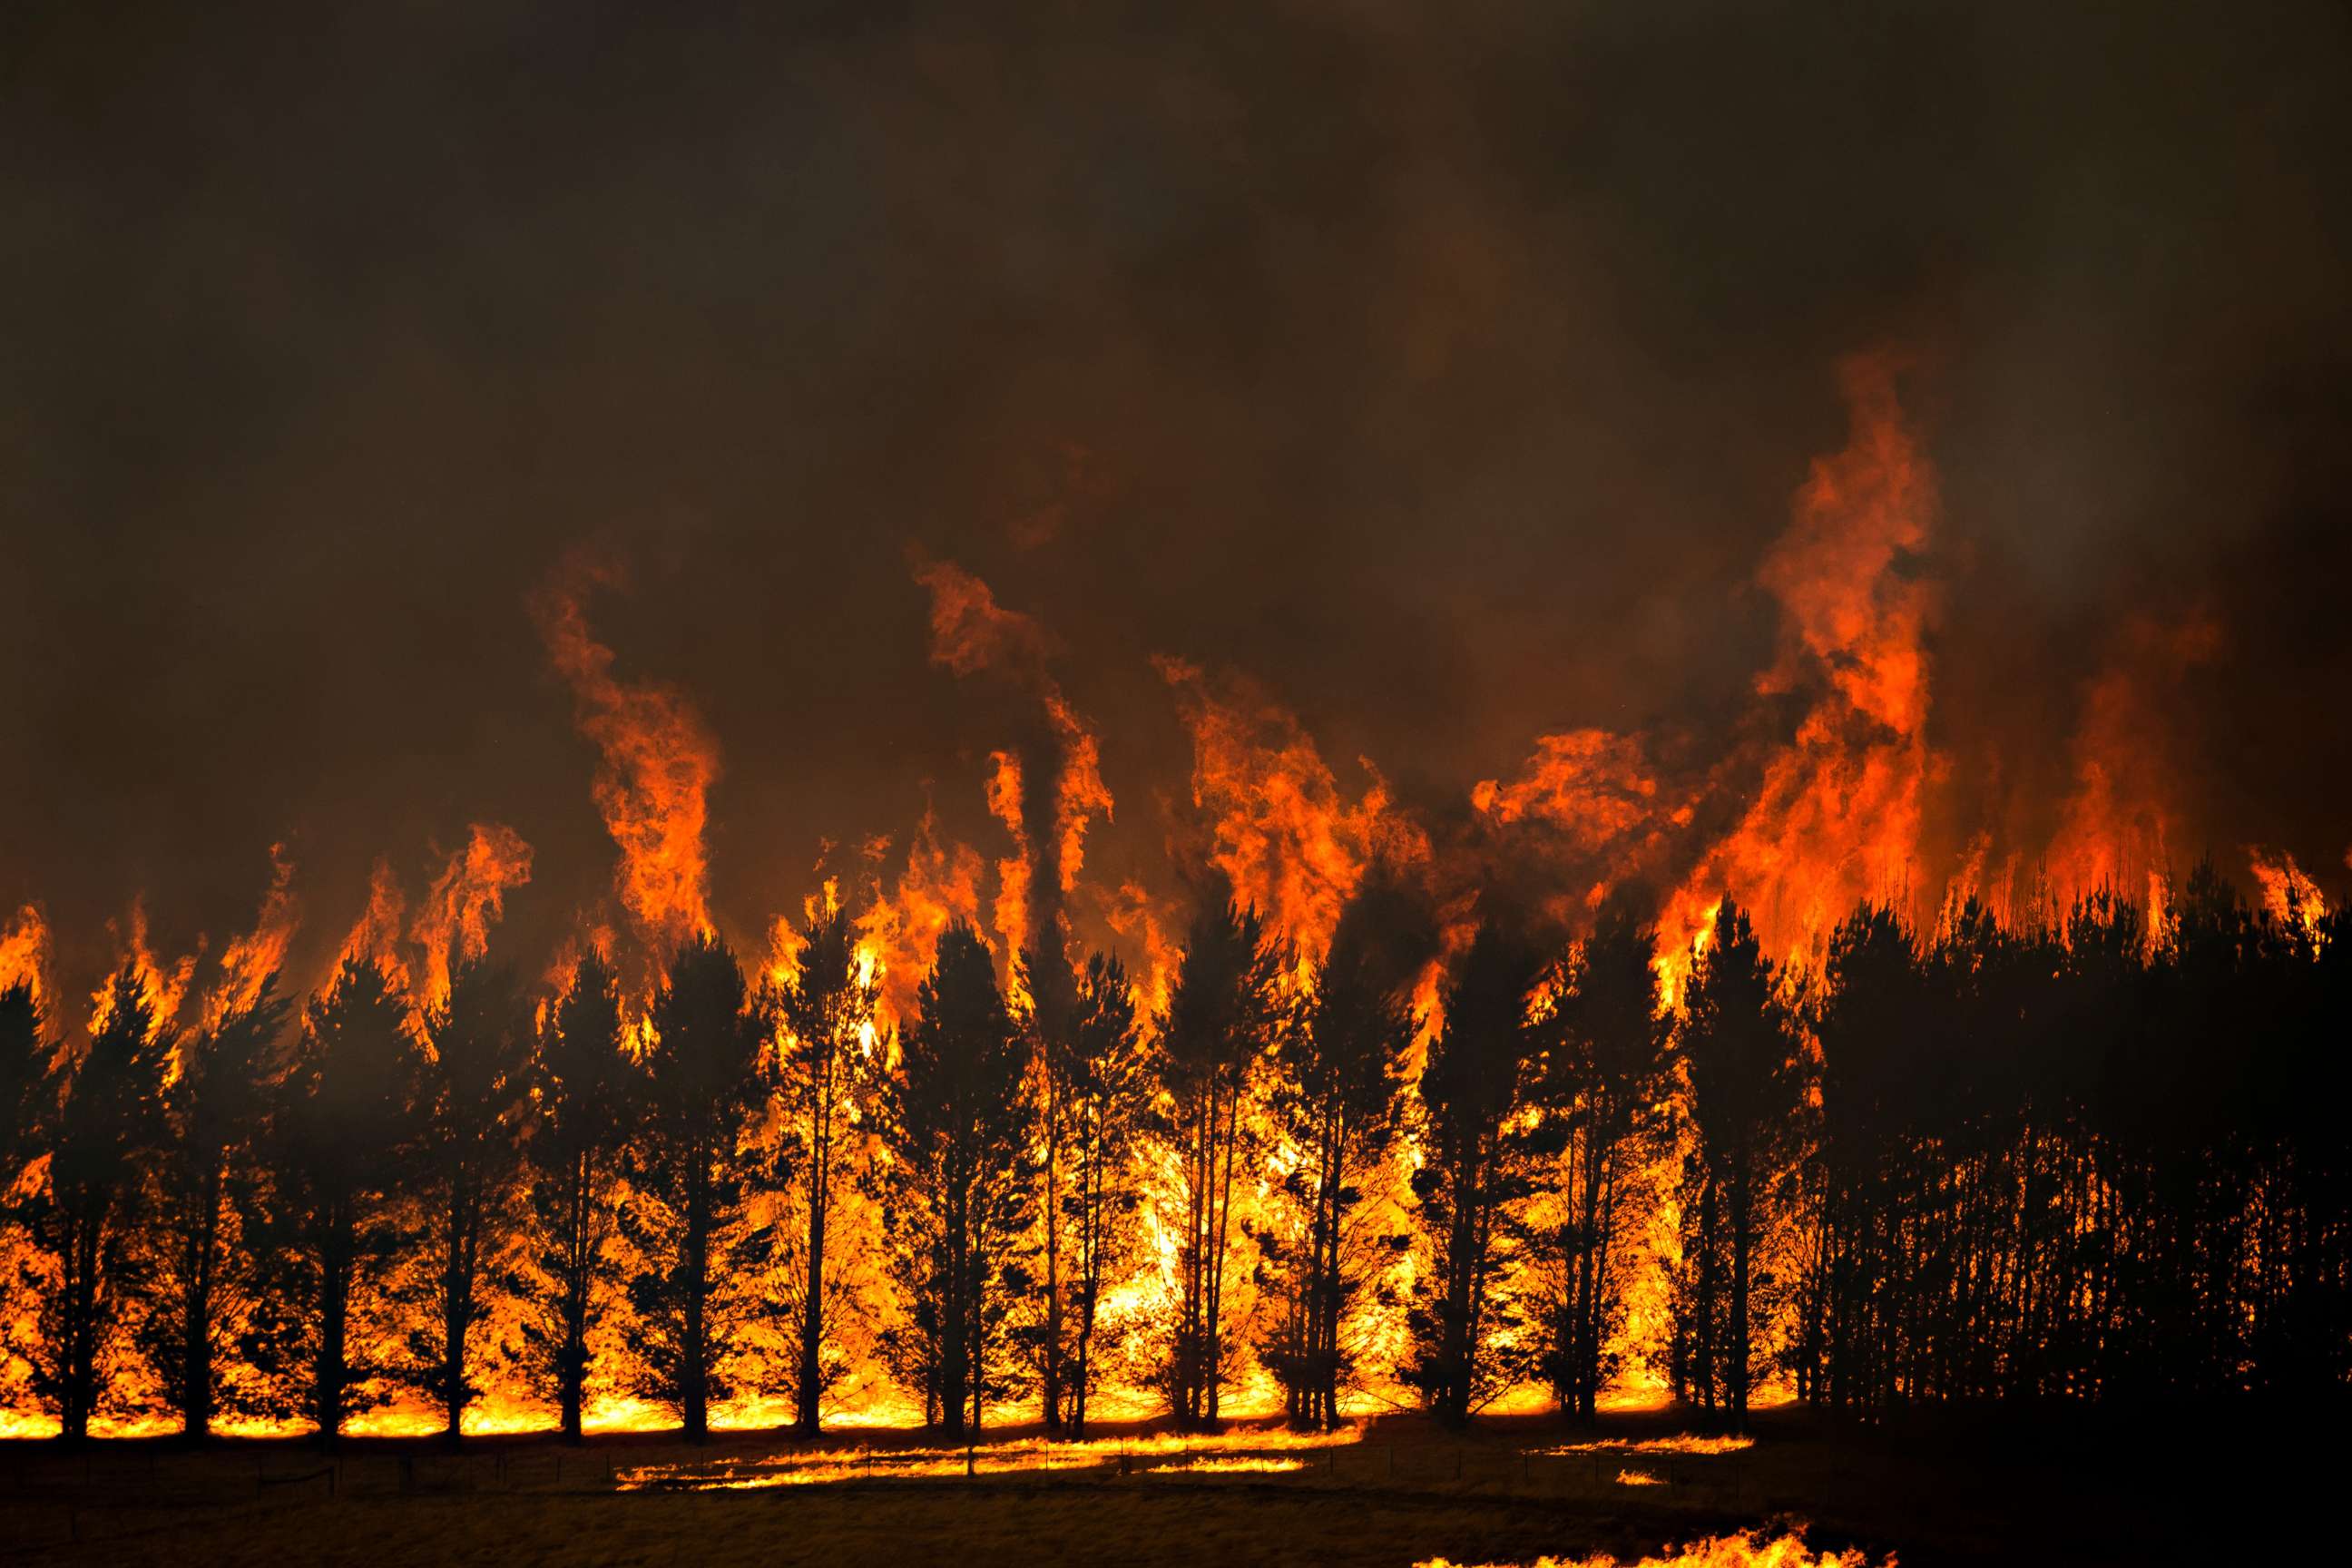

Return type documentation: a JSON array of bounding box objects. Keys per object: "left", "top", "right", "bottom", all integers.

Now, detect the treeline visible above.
[{"left": 3, "top": 864, "right": 2347, "bottom": 1446}]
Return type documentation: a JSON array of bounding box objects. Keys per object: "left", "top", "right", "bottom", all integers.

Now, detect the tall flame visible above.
[
  {"left": 1658, "top": 354, "right": 1936, "bottom": 992},
  {"left": 0, "top": 904, "right": 52, "bottom": 1012},
  {"left": 533, "top": 550, "right": 719, "bottom": 955},
  {"left": 1158, "top": 655, "right": 1427, "bottom": 965},
  {"left": 855, "top": 809, "right": 985, "bottom": 1028},
  {"left": 916, "top": 558, "right": 1115, "bottom": 963},
  {"left": 985, "top": 750, "right": 1033, "bottom": 976},
  {"left": 91, "top": 899, "right": 198, "bottom": 1037},
  {"left": 338, "top": 856, "right": 411, "bottom": 993},
  {"left": 201, "top": 844, "right": 301, "bottom": 1031},
  {"left": 2249, "top": 848, "right": 2328, "bottom": 933},
  {"left": 408, "top": 823, "right": 536, "bottom": 1009},
  {"left": 2043, "top": 612, "right": 2221, "bottom": 914}
]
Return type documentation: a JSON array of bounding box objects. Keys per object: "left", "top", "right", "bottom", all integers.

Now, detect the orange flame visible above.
[
  {"left": 201, "top": 844, "right": 301, "bottom": 1031},
  {"left": 532, "top": 550, "right": 719, "bottom": 954},
  {"left": 855, "top": 809, "right": 985, "bottom": 1028},
  {"left": 1158, "top": 656, "right": 1427, "bottom": 964},
  {"left": 1658, "top": 354, "right": 1936, "bottom": 995},
  {"left": 2043, "top": 612, "right": 2221, "bottom": 916},
  {"left": 1418, "top": 1534, "right": 1877, "bottom": 1568},
  {"left": 91, "top": 898, "right": 198, "bottom": 1037},
  {"left": 2249, "top": 849, "right": 2328, "bottom": 933},
  {"left": 338, "top": 856, "right": 411, "bottom": 993},
  {"left": 0, "top": 904, "right": 52, "bottom": 1012},
  {"left": 916, "top": 559, "right": 1117, "bottom": 963},
  {"left": 985, "top": 750, "right": 1033, "bottom": 978},
  {"left": 408, "top": 823, "right": 536, "bottom": 1009}
]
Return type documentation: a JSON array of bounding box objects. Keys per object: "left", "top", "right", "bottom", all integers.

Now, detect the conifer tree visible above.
[
  {"left": 771, "top": 904, "right": 882, "bottom": 1435},
  {"left": 139, "top": 978, "right": 290, "bottom": 1439},
  {"left": 245, "top": 957, "right": 422, "bottom": 1446},
  {"left": 1407, "top": 922, "right": 1544, "bottom": 1426},
  {"left": 619, "top": 932, "right": 771, "bottom": 1443},
  {"left": 9, "top": 971, "right": 171, "bottom": 1442},
  {"left": 403, "top": 956, "right": 532, "bottom": 1445},
  {"left": 1054, "top": 951, "right": 1151, "bottom": 1436},
  {"left": 1677, "top": 899, "right": 1795, "bottom": 1434},
  {"left": 1534, "top": 899, "right": 1671, "bottom": 1422},
  {"left": 521, "top": 947, "right": 635, "bottom": 1443},
  {"left": 1262, "top": 881, "right": 1424, "bottom": 1428},
  {"left": 1155, "top": 897, "right": 1286, "bottom": 1427},
  {"left": 871, "top": 923, "right": 1033, "bottom": 1435}
]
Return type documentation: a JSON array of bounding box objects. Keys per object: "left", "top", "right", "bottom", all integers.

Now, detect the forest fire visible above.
[
  {"left": 4, "top": 358, "right": 2347, "bottom": 1463},
  {"left": 3, "top": 7, "right": 2347, "bottom": 1564}
]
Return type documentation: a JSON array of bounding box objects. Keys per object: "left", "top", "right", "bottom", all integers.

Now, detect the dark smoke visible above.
[{"left": 4, "top": 3, "right": 2347, "bottom": 1005}]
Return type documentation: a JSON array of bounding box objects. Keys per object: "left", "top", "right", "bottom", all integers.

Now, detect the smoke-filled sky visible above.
[{"left": 5, "top": 3, "right": 2349, "bottom": 1000}]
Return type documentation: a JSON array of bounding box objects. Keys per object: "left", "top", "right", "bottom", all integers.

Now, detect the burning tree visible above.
[
  {"left": 520, "top": 947, "right": 635, "bottom": 1443},
  {"left": 1531, "top": 898, "right": 1673, "bottom": 1424},
  {"left": 0, "top": 979, "right": 42, "bottom": 1176},
  {"left": 1156, "top": 896, "right": 1287, "bottom": 1428},
  {"left": 1259, "top": 878, "right": 1426, "bottom": 1429},
  {"left": 1048, "top": 950, "right": 1151, "bottom": 1436},
  {"left": 870, "top": 921, "right": 1034, "bottom": 1435},
  {"left": 618, "top": 932, "right": 772, "bottom": 1444},
  {"left": 7, "top": 970, "right": 170, "bottom": 1442},
  {"left": 1406, "top": 922, "right": 1545, "bottom": 1426},
  {"left": 1676, "top": 900, "right": 1798, "bottom": 1434},
  {"left": 137, "top": 977, "right": 290, "bottom": 1439},
  {"left": 399, "top": 956, "right": 532, "bottom": 1445},
  {"left": 242, "top": 956, "right": 423, "bottom": 1444},
  {"left": 769, "top": 903, "right": 883, "bottom": 1434}
]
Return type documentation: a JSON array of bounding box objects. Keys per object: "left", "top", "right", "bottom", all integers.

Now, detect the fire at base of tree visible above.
[
  {"left": 2, "top": 363, "right": 2348, "bottom": 1568},
  {"left": 0, "top": 1404, "right": 2331, "bottom": 1565}
]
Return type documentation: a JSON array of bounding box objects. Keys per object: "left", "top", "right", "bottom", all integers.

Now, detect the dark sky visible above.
[{"left": 5, "top": 2, "right": 2349, "bottom": 998}]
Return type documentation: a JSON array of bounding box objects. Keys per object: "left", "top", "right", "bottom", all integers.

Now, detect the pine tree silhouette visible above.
[
  {"left": 618, "top": 932, "right": 771, "bottom": 1444},
  {"left": 521, "top": 948, "right": 636, "bottom": 1443}
]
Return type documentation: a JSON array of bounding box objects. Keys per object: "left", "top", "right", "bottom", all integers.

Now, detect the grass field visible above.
[{"left": 0, "top": 1405, "right": 2310, "bottom": 1565}]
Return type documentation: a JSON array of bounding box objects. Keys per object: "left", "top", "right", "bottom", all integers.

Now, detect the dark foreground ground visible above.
[{"left": 0, "top": 1404, "right": 2323, "bottom": 1566}]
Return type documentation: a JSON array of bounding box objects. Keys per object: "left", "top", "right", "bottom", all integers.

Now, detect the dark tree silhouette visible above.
[
  {"left": 870, "top": 922, "right": 1033, "bottom": 1436},
  {"left": 1677, "top": 898, "right": 1795, "bottom": 1434},
  {"left": 1533, "top": 898, "right": 1672, "bottom": 1423},
  {"left": 619, "top": 931, "right": 771, "bottom": 1443},
  {"left": 1407, "top": 921, "right": 1544, "bottom": 1426},
  {"left": 770, "top": 903, "right": 882, "bottom": 1435},
  {"left": 0, "top": 979, "right": 43, "bottom": 1176},
  {"left": 1262, "top": 880, "right": 1425, "bottom": 1428},
  {"left": 138, "top": 978, "right": 291, "bottom": 1440},
  {"left": 1052, "top": 950, "right": 1151, "bottom": 1436},
  {"left": 1801, "top": 900, "right": 1925, "bottom": 1414},
  {"left": 8, "top": 971, "right": 170, "bottom": 1442},
  {"left": 521, "top": 947, "right": 635, "bottom": 1443},
  {"left": 245, "top": 957, "right": 422, "bottom": 1446},
  {"left": 1156, "top": 896, "right": 1286, "bottom": 1428},
  {"left": 401, "top": 956, "right": 532, "bottom": 1446}
]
